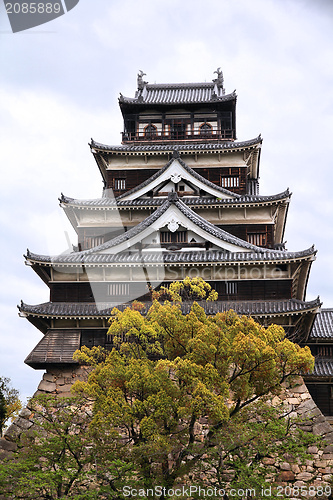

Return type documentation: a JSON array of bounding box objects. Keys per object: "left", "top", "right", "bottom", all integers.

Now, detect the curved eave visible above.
[
  {"left": 58, "top": 189, "right": 291, "bottom": 211},
  {"left": 18, "top": 298, "right": 322, "bottom": 321},
  {"left": 90, "top": 136, "right": 262, "bottom": 155},
  {"left": 24, "top": 246, "right": 317, "bottom": 268}
]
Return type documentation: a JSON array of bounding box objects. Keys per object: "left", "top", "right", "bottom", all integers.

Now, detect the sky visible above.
[{"left": 0, "top": 0, "right": 332, "bottom": 403}]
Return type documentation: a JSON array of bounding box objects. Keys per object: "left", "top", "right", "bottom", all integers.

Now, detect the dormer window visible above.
[
  {"left": 144, "top": 124, "right": 157, "bottom": 138},
  {"left": 178, "top": 185, "right": 185, "bottom": 192},
  {"left": 114, "top": 179, "right": 126, "bottom": 190},
  {"left": 200, "top": 123, "right": 213, "bottom": 136}
]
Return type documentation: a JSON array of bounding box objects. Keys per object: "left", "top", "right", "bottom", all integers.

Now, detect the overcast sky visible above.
[{"left": 0, "top": 0, "right": 332, "bottom": 402}]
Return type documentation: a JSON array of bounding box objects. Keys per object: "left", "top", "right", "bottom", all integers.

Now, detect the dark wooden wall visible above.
[{"left": 50, "top": 279, "right": 292, "bottom": 303}]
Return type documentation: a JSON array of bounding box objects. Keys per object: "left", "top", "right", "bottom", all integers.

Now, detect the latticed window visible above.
[
  {"left": 114, "top": 179, "right": 126, "bottom": 190},
  {"left": 225, "top": 282, "right": 238, "bottom": 295},
  {"left": 247, "top": 233, "right": 267, "bottom": 246},
  {"left": 107, "top": 283, "right": 130, "bottom": 297},
  {"left": 160, "top": 231, "right": 187, "bottom": 243},
  {"left": 160, "top": 232, "right": 172, "bottom": 243},
  {"left": 221, "top": 176, "right": 239, "bottom": 188},
  {"left": 85, "top": 236, "right": 104, "bottom": 249}
]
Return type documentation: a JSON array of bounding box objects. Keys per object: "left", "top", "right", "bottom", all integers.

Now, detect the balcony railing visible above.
[{"left": 122, "top": 127, "right": 234, "bottom": 142}]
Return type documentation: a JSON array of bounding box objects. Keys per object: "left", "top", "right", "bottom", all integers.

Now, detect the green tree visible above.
[
  {"left": 0, "top": 394, "right": 110, "bottom": 499},
  {"left": 0, "top": 280, "right": 318, "bottom": 499},
  {"left": 0, "top": 376, "right": 22, "bottom": 436},
  {"left": 71, "top": 293, "right": 315, "bottom": 497}
]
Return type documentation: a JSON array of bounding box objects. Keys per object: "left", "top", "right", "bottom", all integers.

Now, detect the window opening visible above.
[
  {"left": 247, "top": 233, "right": 267, "bottom": 246},
  {"left": 108, "top": 283, "right": 130, "bottom": 297},
  {"left": 221, "top": 177, "right": 239, "bottom": 188},
  {"left": 200, "top": 123, "right": 213, "bottom": 136},
  {"left": 225, "top": 282, "right": 238, "bottom": 295},
  {"left": 144, "top": 124, "right": 157, "bottom": 138},
  {"left": 114, "top": 179, "right": 126, "bottom": 190}
]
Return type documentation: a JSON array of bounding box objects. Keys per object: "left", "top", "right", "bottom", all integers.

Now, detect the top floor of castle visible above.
[{"left": 119, "top": 69, "right": 236, "bottom": 145}]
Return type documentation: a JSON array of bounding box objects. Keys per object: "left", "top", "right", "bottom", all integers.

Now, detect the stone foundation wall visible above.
[{"left": 1, "top": 369, "right": 332, "bottom": 496}]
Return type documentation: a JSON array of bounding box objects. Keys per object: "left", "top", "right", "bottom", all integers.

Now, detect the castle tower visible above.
[{"left": 19, "top": 70, "right": 329, "bottom": 412}]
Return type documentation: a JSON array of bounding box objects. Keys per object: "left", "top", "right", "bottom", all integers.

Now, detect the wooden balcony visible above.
[{"left": 122, "top": 126, "right": 234, "bottom": 143}]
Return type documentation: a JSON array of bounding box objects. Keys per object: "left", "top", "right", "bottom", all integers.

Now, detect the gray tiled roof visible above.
[
  {"left": 310, "top": 309, "right": 333, "bottom": 339},
  {"left": 64, "top": 195, "right": 270, "bottom": 256},
  {"left": 90, "top": 136, "right": 262, "bottom": 153},
  {"left": 59, "top": 189, "right": 291, "bottom": 208},
  {"left": 310, "top": 358, "right": 333, "bottom": 377},
  {"left": 27, "top": 194, "right": 315, "bottom": 264},
  {"left": 116, "top": 155, "right": 241, "bottom": 200},
  {"left": 25, "top": 246, "right": 316, "bottom": 266},
  {"left": 18, "top": 298, "right": 321, "bottom": 319},
  {"left": 24, "top": 330, "right": 80, "bottom": 367},
  {"left": 119, "top": 83, "right": 236, "bottom": 105}
]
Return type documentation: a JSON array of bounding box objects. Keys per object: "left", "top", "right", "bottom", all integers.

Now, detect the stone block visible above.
[
  {"left": 4, "top": 424, "right": 21, "bottom": 441},
  {"left": 280, "top": 462, "right": 291, "bottom": 470},
  {"left": 19, "top": 408, "right": 32, "bottom": 418},
  {"left": 291, "top": 384, "right": 308, "bottom": 393},
  {"left": 15, "top": 417, "right": 33, "bottom": 430},
  {"left": 321, "top": 453, "right": 333, "bottom": 460},
  {"left": 57, "top": 392, "right": 73, "bottom": 398},
  {"left": 0, "top": 438, "right": 17, "bottom": 452},
  {"left": 314, "top": 460, "right": 327, "bottom": 468},
  {"left": 291, "top": 464, "right": 300, "bottom": 473},
  {"left": 307, "top": 446, "right": 318, "bottom": 454},
  {"left": 262, "top": 457, "right": 275, "bottom": 465},
  {"left": 318, "top": 468, "right": 332, "bottom": 474},
  {"left": 287, "top": 397, "right": 300, "bottom": 405},
  {"left": 322, "top": 432, "right": 333, "bottom": 443},
  {"left": 313, "top": 422, "right": 332, "bottom": 436},
  {"left": 43, "top": 373, "right": 56, "bottom": 382},
  {"left": 297, "top": 399, "right": 317, "bottom": 413},
  {"left": 323, "top": 444, "right": 333, "bottom": 453},
  {"left": 322, "top": 474, "right": 332, "bottom": 481},
  {"left": 57, "top": 384, "right": 73, "bottom": 393},
  {"left": 277, "top": 470, "right": 295, "bottom": 481},
  {"left": 38, "top": 380, "right": 56, "bottom": 392},
  {"left": 296, "top": 471, "right": 314, "bottom": 481},
  {"left": 312, "top": 415, "right": 326, "bottom": 424}
]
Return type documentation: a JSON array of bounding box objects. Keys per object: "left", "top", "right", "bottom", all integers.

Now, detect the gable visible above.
[{"left": 118, "top": 158, "right": 239, "bottom": 201}]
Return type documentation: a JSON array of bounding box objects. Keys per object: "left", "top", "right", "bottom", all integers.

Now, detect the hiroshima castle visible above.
[{"left": 19, "top": 69, "right": 333, "bottom": 416}]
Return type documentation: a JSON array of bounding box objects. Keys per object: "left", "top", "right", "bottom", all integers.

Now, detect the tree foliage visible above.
[
  {"left": 0, "top": 280, "right": 318, "bottom": 498},
  {"left": 71, "top": 287, "right": 315, "bottom": 496},
  {"left": 0, "top": 376, "right": 22, "bottom": 436}
]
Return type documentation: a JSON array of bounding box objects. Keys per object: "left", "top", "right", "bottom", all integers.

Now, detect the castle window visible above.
[
  {"left": 160, "top": 231, "right": 172, "bottom": 243},
  {"left": 225, "top": 282, "right": 238, "bottom": 295},
  {"left": 221, "top": 176, "right": 239, "bottom": 188},
  {"left": 178, "top": 185, "right": 185, "bottom": 191},
  {"left": 160, "top": 231, "right": 187, "bottom": 244},
  {"left": 247, "top": 233, "right": 267, "bottom": 247},
  {"left": 200, "top": 123, "right": 213, "bottom": 136},
  {"left": 107, "top": 283, "right": 130, "bottom": 297},
  {"left": 144, "top": 124, "right": 157, "bottom": 138},
  {"left": 85, "top": 236, "right": 105, "bottom": 249},
  {"left": 114, "top": 179, "right": 126, "bottom": 190}
]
